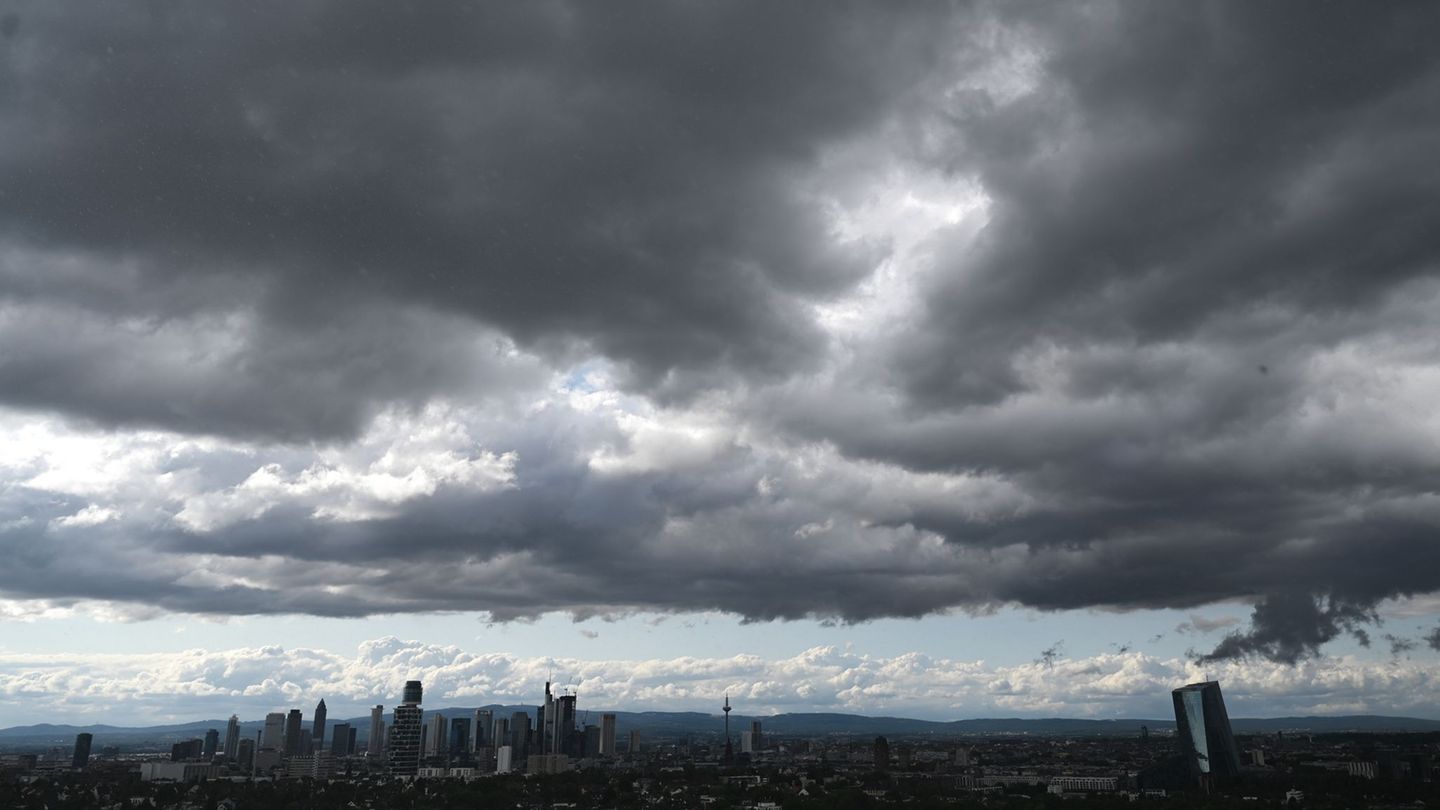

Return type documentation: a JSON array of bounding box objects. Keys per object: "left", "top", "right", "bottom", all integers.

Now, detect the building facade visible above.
[
  {"left": 388, "top": 680, "right": 424, "bottom": 777},
  {"left": 599, "top": 713, "right": 617, "bottom": 757},
  {"left": 1172, "top": 681, "right": 1241, "bottom": 782}
]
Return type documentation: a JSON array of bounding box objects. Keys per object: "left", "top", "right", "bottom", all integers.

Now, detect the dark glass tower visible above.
[
  {"left": 285, "top": 709, "right": 303, "bottom": 755},
  {"left": 71, "top": 733, "right": 92, "bottom": 769},
  {"left": 448, "top": 717, "right": 472, "bottom": 763},
  {"left": 1172, "top": 681, "right": 1240, "bottom": 782}
]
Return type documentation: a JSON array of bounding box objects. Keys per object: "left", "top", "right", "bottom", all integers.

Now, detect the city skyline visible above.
[
  {"left": 5, "top": 634, "right": 1440, "bottom": 730},
  {"left": 3, "top": 1, "right": 1440, "bottom": 733}
]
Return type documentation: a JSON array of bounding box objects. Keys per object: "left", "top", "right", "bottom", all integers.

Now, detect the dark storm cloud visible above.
[
  {"left": 0, "top": 0, "right": 925, "bottom": 438},
  {"left": 762, "top": 2, "right": 1440, "bottom": 660},
  {"left": 1197, "top": 593, "right": 1378, "bottom": 665},
  {"left": 2, "top": 1, "right": 1440, "bottom": 663}
]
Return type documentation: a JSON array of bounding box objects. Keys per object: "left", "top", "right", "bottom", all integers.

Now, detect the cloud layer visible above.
[
  {"left": 3, "top": 637, "right": 1438, "bottom": 728},
  {"left": 2, "top": 2, "right": 1440, "bottom": 663}
]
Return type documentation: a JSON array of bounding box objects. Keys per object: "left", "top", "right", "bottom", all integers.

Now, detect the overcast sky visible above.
[{"left": 3, "top": 2, "right": 1440, "bottom": 726}]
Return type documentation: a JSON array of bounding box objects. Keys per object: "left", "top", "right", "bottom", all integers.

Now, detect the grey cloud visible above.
[
  {"left": 1384, "top": 634, "right": 1416, "bottom": 658},
  {"left": 1197, "top": 593, "right": 1379, "bottom": 665},
  {"left": 1174, "top": 615, "right": 1241, "bottom": 636},
  {"left": 758, "top": 2, "right": 1440, "bottom": 660},
  {"left": 1, "top": 1, "right": 1439, "bottom": 663},
  {"left": 1036, "top": 642, "right": 1064, "bottom": 670},
  {"left": 0, "top": 1, "right": 933, "bottom": 438}
]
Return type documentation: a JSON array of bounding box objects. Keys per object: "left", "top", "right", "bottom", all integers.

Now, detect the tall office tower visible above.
[
  {"left": 312, "top": 699, "right": 327, "bottom": 753},
  {"left": 449, "top": 717, "right": 472, "bottom": 761},
  {"left": 236, "top": 738, "right": 255, "bottom": 771},
  {"left": 583, "top": 724, "right": 600, "bottom": 757},
  {"left": 874, "top": 736, "right": 890, "bottom": 772},
  {"left": 330, "top": 723, "right": 351, "bottom": 756},
  {"left": 542, "top": 682, "right": 555, "bottom": 754},
  {"left": 388, "top": 680, "right": 423, "bottom": 777},
  {"left": 599, "top": 713, "right": 617, "bottom": 757},
  {"left": 742, "top": 720, "right": 762, "bottom": 753},
  {"left": 1172, "top": 681, "right": 1240, "bottom": 783},
  {"left": 474, "top": 709, "right": 492, "bottom": 751},
  {"left": 203, "top": 728, "right": 220, "bottom": 758},
  {"left": 627, "top": 729, "right": 640, "bottom": 755},
  {"left": 71, "top": 733, "right": 92, "bottom": 769},
  {"left": 510, "top": 711, "right": 531, "bottom": 759},
  {"left": 425, "top": 712, "right": 448, "bottom": 758},
  {"left": 368, "top": 705, "right": 385, "bottom": 755},
  {"left": 493, "top": 716, "right": 510, "bottom": 754},
  {"left": 300, "top": 729, "right": 313, "bottom": 756},
  {"left": 495, "top": 744, "right": 513, "bottom": 774},
  {"left": 285, "top": 709, "right": 304, "bottom": 755},
  {"left": 262, "top": 712, "right": 286, "bottom": 752},
  {"left": 554, "top": 694, "right": 577, "bottom": 755},
  {"left": 224, "top": 715, "right": 240, "bottom": 761},
  {"left": 348, "top": 726, "right": 357, "bottom": 756}
]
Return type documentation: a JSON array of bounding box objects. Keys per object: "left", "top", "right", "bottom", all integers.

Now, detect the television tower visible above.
[{"left": 722, "top": 694, "right": 734, "bottom": 763}]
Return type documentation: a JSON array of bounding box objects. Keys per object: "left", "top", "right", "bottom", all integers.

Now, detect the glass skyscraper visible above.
[
  {"left": 388, "top": 680, "right": 424, "bottom": 776},
  {"left": 1172, "top": 680, "right": 1240, "bottom": 781}
]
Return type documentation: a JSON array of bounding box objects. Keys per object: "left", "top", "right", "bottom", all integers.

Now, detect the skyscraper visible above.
[
  {"left": 426, "top": 712, "right": 448, "bottom": 758},
  {"left": 285, "top": 709, "right": 304, "bottom": 755},
  {"left": 449, "top": 717, "right": 471, "bottom": 762},
  {"left": 583, "top": 724, "right": 601, "bottom": 757},
  {"left": 599, "top": 713, "right": 617, "bottom": 757},
  {"left": 312, "top": 698, "right": 327, "bottom": 753},
  {"left": 741, "top": 720, "right": 762, "bottom": 753},
  {"left": 541, "top": 682, "right": 555, "bottom": 755},
  {"left": 203, "top": 728, "right": 219, "bottom": 758},
  {"left": 71, "top": 733, "right": 92, "bottom": 769},
  {"left": 388, "top": 680, "right": 423, "bottom": 776},
  {"left": 510, "top": 711, "right": 531, "bottom": 759},
  {"left": 236, "top": 737, "right": 255, "bottom": 771},
  {"left": 330, "top": 722, "right": 350, "bottom": 756},
  {"left": 224, "top": 715, "right": 240, "bottom": 761},
  {"left": 262, "top": 712, "right": 286, "bottom": 752},
  {"left": 475, "top": 709, "right": 493, "bottom": 751},
  {"left": 1172, "top": 681, "right": 1240, "bottom": 783},
  {"left": 368, "top": 705, "right": 385, "bottom": 755},
  {"left": 874, "top": 736, "right": 890, "bottom": 772},
  {"left": 554, "top": 694, "right": 577, "bottom": 755},
  {"left": 492, "top": 716, "right": 510, "bottom": 757}
]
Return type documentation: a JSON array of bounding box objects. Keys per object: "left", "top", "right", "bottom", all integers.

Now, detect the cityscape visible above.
[
  {"left": 4, "top": 2, "right": 1440, "bottom": 809},
  {"left": 3, "top": 679, "right": 1438, "bottom": 808}
]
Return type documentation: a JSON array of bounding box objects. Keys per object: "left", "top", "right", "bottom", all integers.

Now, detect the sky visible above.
[{"left": 2, "top": 2, "right": 1440, "bottom": 727}]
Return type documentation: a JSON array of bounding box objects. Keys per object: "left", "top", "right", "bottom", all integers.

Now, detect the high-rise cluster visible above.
[{"left": 78, "top": 676, "right": 646, "bottom": 780}]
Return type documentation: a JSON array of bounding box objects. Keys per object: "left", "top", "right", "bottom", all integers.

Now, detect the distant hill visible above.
[{"left": 4, "top": 709, "right": 1438, "bottom": 750}]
